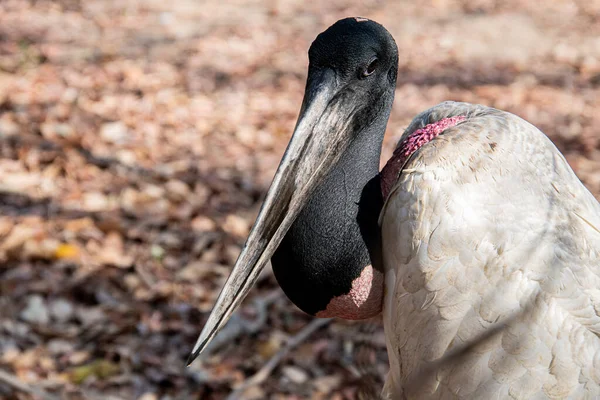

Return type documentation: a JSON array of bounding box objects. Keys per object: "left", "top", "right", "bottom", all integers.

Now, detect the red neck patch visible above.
[
  {"left": 315, "top": 264, "right": 383, "bottom": 320},
  {"left": 380, "top": 115, "right": 466, "bottom": 199}
]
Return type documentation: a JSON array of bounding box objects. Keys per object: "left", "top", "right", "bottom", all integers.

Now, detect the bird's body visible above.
[
  {"left": 381, "top": 102, "right": 600, "bottom": 399},
  {"left": 189, "top": 18, "right": 600, "bottom": 399}
]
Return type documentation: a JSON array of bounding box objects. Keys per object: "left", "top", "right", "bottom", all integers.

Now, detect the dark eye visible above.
[{"left": 362, "top": 57, "right": 379, "bottom": 78}]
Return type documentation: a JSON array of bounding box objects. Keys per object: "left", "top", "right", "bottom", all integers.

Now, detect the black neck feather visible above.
[{"left": 271, "top": 95, "right": 392, "bottom": 315}]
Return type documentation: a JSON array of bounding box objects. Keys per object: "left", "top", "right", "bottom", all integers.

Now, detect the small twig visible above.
[
  {"left": 243, "top": 290, "right": 283, "bottom": 333},
  {"left": 134, "top": 262, "right": 156, "bottom": 288},
  {"left": 0, "top": 368, "right": 60, "bottom": 400},
  {"left": 202, "top": 290, "right": 282, "bottom": 356},
  {"left": 226, "top": 318, "right": 332, "bottom": 400},
  {"left": 80, "top": 388, "right": 128, "bottom": 400}
]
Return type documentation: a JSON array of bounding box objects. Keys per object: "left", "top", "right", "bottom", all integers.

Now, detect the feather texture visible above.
[{"left": 380, "top": 102, "right": 600, "bottom": 399}]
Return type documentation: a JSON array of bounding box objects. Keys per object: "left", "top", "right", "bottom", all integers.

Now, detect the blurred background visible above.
[{"left": 1, "top": 0, "right": 599, "bottom": 399}]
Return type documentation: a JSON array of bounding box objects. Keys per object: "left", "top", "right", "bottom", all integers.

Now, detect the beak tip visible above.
[
  {"left": 186, "top": 335, "right": 207, "bottom": 366},
  {"left": 186, "top": 351, "right": 198, "bottom": 367}
]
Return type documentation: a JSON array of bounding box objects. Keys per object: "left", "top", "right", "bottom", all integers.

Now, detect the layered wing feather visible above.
[{"left": 380, "top": 102, "right": 600, "bottom": 399}]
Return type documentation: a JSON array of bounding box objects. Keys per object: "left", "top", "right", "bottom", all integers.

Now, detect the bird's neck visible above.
[{"left": 271, "top": 94, "right": 392, "bottom": 317}]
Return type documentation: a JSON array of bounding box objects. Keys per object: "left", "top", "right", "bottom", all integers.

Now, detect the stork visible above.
[{"left": 189, "top": 18, "right": 600, "bottom": 398}]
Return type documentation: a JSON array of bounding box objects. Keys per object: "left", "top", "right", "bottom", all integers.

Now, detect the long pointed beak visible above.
[{"left": 188, "top": 68, "right": 360, "bottom": 364}]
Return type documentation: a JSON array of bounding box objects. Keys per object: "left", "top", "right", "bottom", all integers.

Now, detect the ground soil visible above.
[{"left": 1, "top": 1, "right": 599, "bottom": 399}]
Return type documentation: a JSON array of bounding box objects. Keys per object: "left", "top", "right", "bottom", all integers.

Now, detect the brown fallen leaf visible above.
[
  {"left": 92, "top": 231, "right": 134, "bottom": 267},
  {"left": 222, "top": 214, "right": 250, "bottom": 238}
]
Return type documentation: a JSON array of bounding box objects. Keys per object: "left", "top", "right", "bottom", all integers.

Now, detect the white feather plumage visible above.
[{"left": 380, "top": 102, "right": 600, "bottom": 399}]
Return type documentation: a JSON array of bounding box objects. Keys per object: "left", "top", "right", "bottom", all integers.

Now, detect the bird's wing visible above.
[{"left": 380, "top": 102, "right": 600, "bottom": 399}]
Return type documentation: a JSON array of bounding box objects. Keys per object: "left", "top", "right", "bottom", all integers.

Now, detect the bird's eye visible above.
[{"left": 362, "top": 57, "right": 379, "bottom": 78}]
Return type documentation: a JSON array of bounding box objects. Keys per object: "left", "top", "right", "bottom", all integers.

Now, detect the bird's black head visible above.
[
  {"left": 309, "top": 18, "right": 398, "bottom": 95},
  {"left": 189, "top": 18, "right": 397, "bottom": 363}
]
